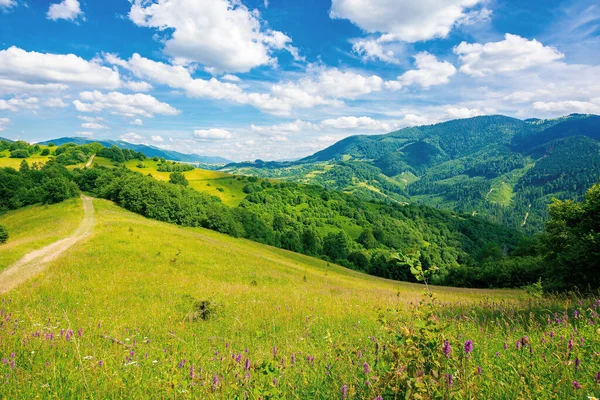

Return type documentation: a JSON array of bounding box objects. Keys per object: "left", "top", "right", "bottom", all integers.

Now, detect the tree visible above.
[
  {"left": 358, "top": 229, "right": 378, "bottom": 249},
  {"left": 323, "top": 231, "right": 352, "bottom": 261},
  {"left": 169, "top": 172, "right": 189, "bottom": 187},
  {"left": 541, "top": 182, "right": 600, "bottom": 290},
  {"left": 0, "top": 225, "right": 8, "bottom": 244},
  {"left": 40, "top": 148, "right": 50, "bottom": 156},
  {"left": 10, "top": 149, "right": 29, "bottom": 158}
]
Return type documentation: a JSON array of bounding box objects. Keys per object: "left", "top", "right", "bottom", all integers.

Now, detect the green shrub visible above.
[
  {"left": 10, "top": 149, "right": 30, "bottom": 158},
  {"left": 40, "top": 148, "right": 50, "bottom": 156},
  {"left": 0, "top": 225, "right": 8, "bottom": 244}
]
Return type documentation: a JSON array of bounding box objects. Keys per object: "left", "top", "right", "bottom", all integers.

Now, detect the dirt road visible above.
[
  {"left": 85, "top": 154, "right": 96, "bottom": 168},
  {"left": 0, "top": 195, "right": 95, "bottom": 294}
]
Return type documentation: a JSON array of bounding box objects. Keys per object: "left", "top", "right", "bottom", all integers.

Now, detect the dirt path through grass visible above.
[
  {"left": 0, "top": 195, "right": 95, "bottom": 294},
  {"left": 85, "top": 154, "right": 96, "bottom": 168}
]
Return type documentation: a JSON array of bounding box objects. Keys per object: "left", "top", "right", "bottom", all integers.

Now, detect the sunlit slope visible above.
[
  {"left": 0, "top": 199, "right": 523, "bottom": 397},
  {"left": 0, "top": 198, "right": 83, "bottom": 270},
  {"left": 122, "top": 158, "right": 248, "bottom": 206}
]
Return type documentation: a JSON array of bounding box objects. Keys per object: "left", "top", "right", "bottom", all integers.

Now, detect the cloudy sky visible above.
[{"left": 0, "top": 0, "right": 599, "bottom": 161}]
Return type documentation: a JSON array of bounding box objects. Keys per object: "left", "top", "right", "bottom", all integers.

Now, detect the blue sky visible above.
[{"left": 0, "top": 0, "right": 599, "bottom": 161}]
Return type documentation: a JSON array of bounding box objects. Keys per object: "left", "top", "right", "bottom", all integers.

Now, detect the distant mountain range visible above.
[
  {"left": 37, "top": 137, "right": 231, "bottom": 165},
  {"left": 0, "top": 137, "right": 13, "bottom": 143},
  {"left": 223, "top": 114, "right": 600, "bottom": 233}
]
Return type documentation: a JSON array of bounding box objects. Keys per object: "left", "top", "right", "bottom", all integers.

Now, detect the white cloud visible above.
[
  {"left": 193, "top": 128, "right": 233, "bottom": 141},
  {"left": 151, "top": 135, "right": 164, "bottom": 142},
  {"left": 44, "top": 98, "right": 67, "bottom": 108},
  {"left": 250, "top": 120, "right": 318, "bottom": 136},
  {"left": 532, "top": 99, "right": 600, "bottom": 114},
  {"left": 0, "top": 47, "right": 120, "bottom": 89},
  {"left": 0, "top": 97, "right": 39, "bottom": 112},
  {"left": 131, "top": 118, "right": 143, "bottom": 126},
  {"left": 0, "top": 0, "right": 16, "bottom": 9},
  {"left": 0, "top": 117, "right": 10, "bottom": 132},
  {"left": 330, "top": 0, "right": 484, "bottom": 42},
  {"left": 47, "top": 0, "right": 83, "bottom": 21},
  {"left": 75, "top": 131, "right": 93, "bottom": 138},
  {"left": 129, "top": 0, "right": 298, "bottom": 73},
  {"left": 321, "top": 116, "right": 396, "bottom": 131},
  {"left": 352, "top": 38, "right": 399, "bottom": 64},
  {"left": 221, "top": 74, "right": 240, "bottom": 82},
  {"left": 0, "top": 79, "right": 69, "bottom": 96},
  {"left": 455, "top": 34, "right": 564, "bottom": 76},
  {"left": 120, "top": 132, "right": 145, "bottom": 143},
  {"left": 445, "top": 107, "right": 495, "bottom": 119},
  {"left": 78, "top": 115, "right": 104, "bottom": 122},
  {"left": 81, "top": 122, "right": 108, "bottom": 129},
  {"left": 386, "top": 52, "right": 456, "bottom": 90},
  {"left": 74, "top": 91, "right": 180, "bottom": 117},
  {"left": 124, "top": 80, "right": 153, "bottom": 92},
  {"left": 106, "top": 53, "right": 290, "bottom": 115}
]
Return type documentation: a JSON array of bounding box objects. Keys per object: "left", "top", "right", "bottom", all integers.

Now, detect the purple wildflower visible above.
[
  {"left": 244, "top": 358, "right": 251, "bottom": 371},
  {"left": 503, "top": 342, "right": 507, "bottom": 350},
  {"left": 443, "top": 340, "right": 452, "bottom": 358},
  {"left": 568, "top": 339, "right": 573, "bottom": 351},
  {"left": 596, "top": 371, "right": 600, "bottom": 383},
  {"left": 477, "top": 366, "right": 482, "bottom": 374},
  {"left": 178, "top": 359, "right": 186, "bottom": 369},
  {"left": 446, "top": 373, "right": 454, "bottom": 387},
  {"left": 273, "top": 377, "right": 278, "bottom": 386},
  {"left": 272, "top": 346, "right": 277, "bottom": 357},
  {"left": 212, "top": 374, "right": 220, "bottom": 389},
  {"left": 573, "top": 381, "right": 581, "bottom": 389},
  {"left": 516, "top": 340, "right": 522, "bottom": 350},
  {"left": 363, "top": 362, "right": 370, "bottom": 374},
  {"left": 464, "top": 340, "right": 473, "bottom": 354},
  {"left": 98, "top": 360, "right": 103, "bottom": 367},
  {"left": 341, "top": 384, "right": 348, "bottom": 399},
  {"left": 78, "top": 328, "right": 83, "bottom": 337},
  {"left": 575, "top": 357, "right": 580, "bottom": 369}
]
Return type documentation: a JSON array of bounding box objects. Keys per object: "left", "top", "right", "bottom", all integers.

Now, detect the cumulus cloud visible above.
[
  {"left": 386, "top": 52, "right": 456, "bottom": 90},
  {"left": 128, "top": 0, "right": 300, "bottom": 73},
  {"left": 0, "top": 0, "right": 16, "bottom": 9},
  {"left": 445, "top": 107, "right": 495, "bottom": 119},
  {"left": 120, "top": 132, "right": 145, "bottom": 143},
  {"left": 80, "top": 122, "right": 108, "bottom": 129},
  {"left": 0, "top": 79, "right": 69, "bottom": 96},
  {"left": 250, "top": 120, "right": 318, "bottom": 136},
  {"left": 74, "top": 91, "right": 180, "bottom": 117},
  {"left": 0, "top": 117, "right": 10, "bottom": 131},
  {"left": 0, "top": 47, "right": 121, "bottom": 90},
  {"left": 330, "top": 0, "right": 484, "bottom": 42},
  {"left": 124, "top": 80, "right": 153, "bottom": 92},
  {"left": 0, "top": 97, "right": 39, "bottom": 112},
  {"left": 320, "top": 116, "right": 396, "bottom": 131},
  {"left": 151, "top": 135, "right": 164, "bottom": 142},
  {"left": 75, "top": 131, "right": 93, "bottom": 138},
  {"left": 455, "top": 34, "right": 564, "bottom": 76},
  {"left": 193, "top": 128, "right": 233, "bottom": 141},
  {"left": 352, "top": 38, "right": 399, "bottom": 64},
  {"left": 131, "top": 118, "right": 143, "bottom": 126},
  {"left": 532, "top": 99, "right": 600, "bottom": 114},
  {"left": 44, "top": 98, "right": 67, "bottom": 108},
  {"left": 78, "top": 115, "right": 104, "bottom": 122},
  {"left": 47, "top": 0, "right": 83, "bottom": 21},
  {"left": 221, "top": 74, "right": 241, "bottom": 82}
]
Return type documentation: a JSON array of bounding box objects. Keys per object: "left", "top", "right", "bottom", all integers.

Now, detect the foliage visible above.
[
  {"left": 157, "top": 161, "right": 195, "bottom": 172},
  {"left": 0, "top": 224, "right": 7, "bottom": 244},
  {"left": 9, "top": 149, "right": 30, "bottom": 158},
  {"left": 169, "top": 171, "right": 189, "bottom": 187},
  {"left": 541, "top": 181, "right": 600, "bottom": 291}
]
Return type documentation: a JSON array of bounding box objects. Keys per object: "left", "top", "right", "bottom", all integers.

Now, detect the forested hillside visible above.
[{"left": 223, "top": 114, "right": 600, "bottom": 232}]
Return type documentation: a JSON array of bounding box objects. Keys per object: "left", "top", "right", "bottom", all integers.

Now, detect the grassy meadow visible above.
[
  {"left": 120, "top": 158, "right": 249, "bottom": 206},
  {"left": 0, "top": 199, "right": 599, "bottom": 398},
  {"left": 0, "top": 199, "right": 83, "bottom": 270},
  {"left": 0, "top": 148, "right": 52, "bottom": 169}
]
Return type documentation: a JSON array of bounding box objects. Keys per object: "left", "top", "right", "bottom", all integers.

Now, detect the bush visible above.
[
  {"left": 169, "top": 172, "right": 189, "bottom": 187},
  {"left": 40, "top": 148, "right": 50, "bottom": 156},
  {"left": 0, "top": 225, "right": 8, "bottom": 244},
  {"left": 10, "top": 149, "right": 29, "bottom": 158}
]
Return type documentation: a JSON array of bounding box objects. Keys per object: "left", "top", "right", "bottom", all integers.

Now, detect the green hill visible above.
[{"left": 224, "top": 114, "right": 600, "bottom": 232}]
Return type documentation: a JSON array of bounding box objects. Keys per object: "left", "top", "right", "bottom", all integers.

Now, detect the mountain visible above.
[
  {"left": 37, "top": 137, "right": 232, "bottom": 164},
  {"left": 0, "top": 137, "right": 13, "bottom": 142},
  {"left": 223, "top": 114, "right": 600, "bottom": 232}
]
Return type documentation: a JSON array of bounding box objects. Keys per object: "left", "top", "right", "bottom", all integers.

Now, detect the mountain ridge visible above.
[{"left": 37, "top": 136, "right": 232, "bottom": 164}]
